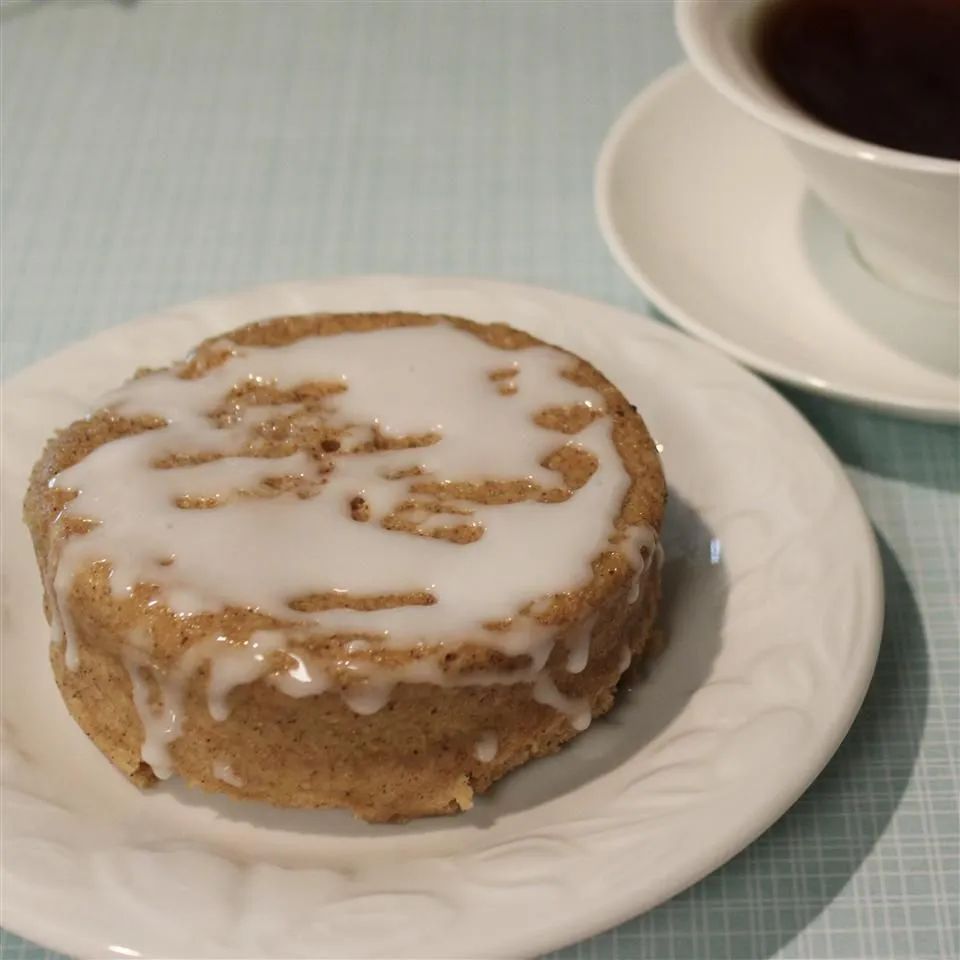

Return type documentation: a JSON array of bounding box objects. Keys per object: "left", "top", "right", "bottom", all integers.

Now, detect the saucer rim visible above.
[{"left": 595, "top": 63, "right": 960, "bottom": 424}]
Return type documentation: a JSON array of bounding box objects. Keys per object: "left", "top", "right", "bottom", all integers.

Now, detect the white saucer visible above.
[
  {"left": 596, "top": 65, "right": 960, "bottom": 423},
  {"left": 1, "top": 277, "right": 882, "bottom": 959}
]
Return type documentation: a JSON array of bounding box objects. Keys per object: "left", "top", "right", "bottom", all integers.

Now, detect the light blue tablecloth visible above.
[{"left": 2, "top": 2, "right": 957, "bottom": 958}]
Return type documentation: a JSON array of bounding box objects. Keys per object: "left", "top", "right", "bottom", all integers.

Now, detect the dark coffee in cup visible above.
[{"left": 755, "top": 0, "right": 960, "bottom": 160}]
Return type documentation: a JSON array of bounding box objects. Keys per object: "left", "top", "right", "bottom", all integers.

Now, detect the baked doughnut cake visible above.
[{"left": 24, "top": 312, "right": 665, "bottom": 822}]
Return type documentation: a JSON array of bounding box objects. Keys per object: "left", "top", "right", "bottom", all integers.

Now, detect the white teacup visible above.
[{"left": 676, "top": 0, "right": 960, "bottom": 305}]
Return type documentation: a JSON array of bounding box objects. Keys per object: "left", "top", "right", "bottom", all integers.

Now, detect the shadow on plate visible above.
[
  {"left": 585, "top": 530, "right": 928, "bottom": 960},
  {"left": 161, "top": 491, "right": 726, "bottom": 836}
]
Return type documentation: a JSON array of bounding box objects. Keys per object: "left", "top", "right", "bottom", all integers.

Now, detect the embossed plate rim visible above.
[{"left": 0, "top": 277, "right": 883, "bottom": 959}]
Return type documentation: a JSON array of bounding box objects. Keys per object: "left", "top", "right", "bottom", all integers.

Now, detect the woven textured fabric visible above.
[{"left": 1, "top": 2, "right": 957, "bottom": 957}]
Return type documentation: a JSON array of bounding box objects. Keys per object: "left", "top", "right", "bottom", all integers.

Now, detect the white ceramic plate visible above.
[
  {"left": 596, "top": 65, "right": 960, "bottom": 423},
  {"left": 1, "top": 277, "right": 882, "bottom": 959}
]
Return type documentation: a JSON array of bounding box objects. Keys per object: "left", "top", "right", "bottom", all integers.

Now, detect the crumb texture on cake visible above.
[{"left": 24, "top": 311, "right": 666, "bottom": 822}]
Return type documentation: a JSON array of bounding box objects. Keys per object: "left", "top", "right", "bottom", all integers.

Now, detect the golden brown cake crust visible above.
[{"left": 25, "top": 312, "right": 666, "bottom": 822}]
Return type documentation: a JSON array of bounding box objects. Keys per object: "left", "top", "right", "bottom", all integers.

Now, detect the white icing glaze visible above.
[
  {"left": 212, "top": 759, "right": 243, "bottom": 787},
  {"left": 123, "top": 618, "right": 609, "bottom": 778},
  {"left": 45, "top": 570, "right": 67, "bottom": 663},
  {"left": 51, "top": 562, "right": 80, "bottom": 670},
  {"left": 473, "top": 731, "right": 498, "bottom": 763},
  {"left": 342, "top": 682, "right": 393, "bottom": 716},
  {"left": 618, "top": 645, "right": 632, "bottom": 675},
  {"left": 206, "top": 630, "right": 286, "bottom": 720},
  {"left": 267, "top": 650, "right": 331, "bottom": 698},
  {"left": 533, "top": 673, "right": 591, "bottom": 731},
  {"left": 564, "top": 614, "right": 596, "bottom": 674},
  {"left": 47, "top": 322, "right": 659, "bottom": 774},
  {"left": 124, "top": 630, "right": 283, "bottom": 777},
  {"left": 616, "top": 522, "right": 658, "bottom": 577},
  {"left": 124, "top": 652, "right": 183, "bottom": 780},
  {"left": 51, "top": 325, "right": 634, "bottom": 648}
]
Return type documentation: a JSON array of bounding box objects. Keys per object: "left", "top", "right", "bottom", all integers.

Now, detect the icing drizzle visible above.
[{"left": 47, "top": 322, "right": 656, "bottom": 777}]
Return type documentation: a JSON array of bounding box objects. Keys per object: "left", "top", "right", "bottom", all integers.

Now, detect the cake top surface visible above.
[{"left": 39, "top": 314, "right": 662, "bottom": 657}]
